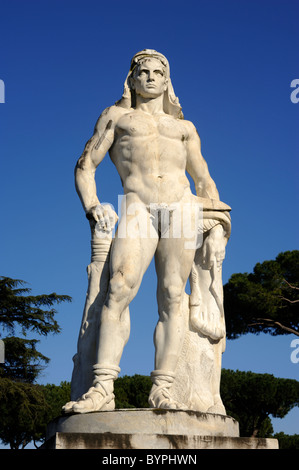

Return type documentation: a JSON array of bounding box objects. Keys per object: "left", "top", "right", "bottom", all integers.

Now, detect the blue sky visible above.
[{"left": 0, "top": 0, "right": 298, "bottom": 436}]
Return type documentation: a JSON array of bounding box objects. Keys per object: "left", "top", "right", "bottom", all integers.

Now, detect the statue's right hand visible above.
[
  {"left": 86, "top": 205, "right": 100, "bottom": 226},
  {"left": 86, "top": 204, "right": 118, "bottom": 233}
]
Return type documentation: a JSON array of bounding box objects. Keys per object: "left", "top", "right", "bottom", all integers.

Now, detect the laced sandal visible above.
[
  {"left": 72, "top": 384, "right": 115, "bottom": 413},
  {"left": 62, "top": 363, "right": 120, "bottom": 414},
  {"left": 148, "top": 370, "right": 187, "bottom": 410}
]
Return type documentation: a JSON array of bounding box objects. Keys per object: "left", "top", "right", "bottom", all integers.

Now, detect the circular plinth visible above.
[{"left": 46, "top": 408, "right": 239, "bottom": 441}]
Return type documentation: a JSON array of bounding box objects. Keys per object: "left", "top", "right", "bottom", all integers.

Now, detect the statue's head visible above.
[
  {"left": 129, "top": 50, "right": 168, "bottom": 78},
  {"left": 129, "top": 53, "right": 168, "bottom": 100},
  {"left": 116, "top": 49, "right": 183, "bottom": 119}
]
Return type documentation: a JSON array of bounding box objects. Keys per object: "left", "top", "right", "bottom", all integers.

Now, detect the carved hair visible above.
[{"left": 130, "top": 57, "right": 167, "bottom": 81}]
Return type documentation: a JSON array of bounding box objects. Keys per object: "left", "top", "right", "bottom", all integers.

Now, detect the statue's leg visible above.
[
  {"left": 149, "top": 230, "right": 196, "bottom": 409},
  {"left": 65, "top": 208, "right": 158, "bottom": 413},
  {"left": 95, "top": 209, "right": 158, "bottom": 367}
]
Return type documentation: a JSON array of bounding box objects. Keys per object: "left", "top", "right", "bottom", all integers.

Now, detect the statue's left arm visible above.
[
  {"left": 185, "top": 121, "right": 219, "bottom": 200},
  {"left": 185, "top": 121, "right": 230, "bottom": 269}
]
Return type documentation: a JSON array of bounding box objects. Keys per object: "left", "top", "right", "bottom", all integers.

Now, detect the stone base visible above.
[
  {"left": 44, "top": 409, "right": 278, "bottom": 450},
  {"left": 45, "top": 432, "right": 278, "bottom": 449}
]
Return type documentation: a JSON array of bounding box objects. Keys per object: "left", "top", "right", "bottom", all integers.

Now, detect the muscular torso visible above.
[{"left": 109, "top": 109, "right": 192, "bottom": 205}]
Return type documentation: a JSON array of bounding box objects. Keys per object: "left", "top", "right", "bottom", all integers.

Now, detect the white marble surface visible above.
[{"left": 64, "top": 50, "right": 231, "bottom": 414}]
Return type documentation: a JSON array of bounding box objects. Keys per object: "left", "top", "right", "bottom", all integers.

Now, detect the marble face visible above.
[{"left": 129, "top": 58, "right": 168, "bottom": 99}]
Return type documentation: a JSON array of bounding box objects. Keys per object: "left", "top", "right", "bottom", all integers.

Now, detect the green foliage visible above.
[
  {"left": 0, "top": 378, "right": 71, "bottom": 448},
  {"left": 41, "top": 381, "right": 71, "bottom": 422},
  {"left": 0, "top": 276, "right": 71, "bottom": 337},
  {"left": 0, "top": 276, "right": 71, "bottom": 383},
  {"left": 224, "top": 251, "right": 299, "bottom": 339},
  {"left": 274, "top": 432, "right": 299, "bottom": 449},
  {"left": 221, "top": 369, "right": 299, "bottom": 437},
  {"left": 0, "top": 378, "right": 49, "bottom": 449},
  {"left": 0, "top": 337, "right": 49, "bottom": 383},
  {"left": 0, "top": 275, "right": 72, "bottom": 448},
  {"left": 114, "top": 374, "right": 152, "bottom": 408}
]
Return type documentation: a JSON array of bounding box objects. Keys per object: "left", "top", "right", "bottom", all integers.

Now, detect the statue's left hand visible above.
[{"left": 202, "top": 224, "right": 227, "bottom": 270}]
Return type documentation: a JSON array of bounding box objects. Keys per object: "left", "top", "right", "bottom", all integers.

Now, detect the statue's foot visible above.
[
  {"left": 148, "top": 370, "right": 188, "bottom": 410},
  {"left": 148, "top": 385, "right": 187, "bottom": 410},
  {"left": 62, "top": 386, "right": 115, "bottom": 414}
]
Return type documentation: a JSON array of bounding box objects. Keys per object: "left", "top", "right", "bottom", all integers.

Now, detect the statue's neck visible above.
[{"left": 135, "top": 94, "right": 164, "bottom": 115}]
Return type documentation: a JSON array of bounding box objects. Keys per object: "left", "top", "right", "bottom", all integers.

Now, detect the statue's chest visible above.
[{"left": 116, "top": 112, "right": 186, "bottom": 141}]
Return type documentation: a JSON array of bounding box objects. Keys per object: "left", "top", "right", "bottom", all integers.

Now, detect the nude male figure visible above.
[{"left": 64, "top": 50, "right": 227, "bottom": 413}]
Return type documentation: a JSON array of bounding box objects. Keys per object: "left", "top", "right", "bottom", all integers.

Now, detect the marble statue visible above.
[{"left": 63, "top": 49, "right": 231, "bottom": 415}]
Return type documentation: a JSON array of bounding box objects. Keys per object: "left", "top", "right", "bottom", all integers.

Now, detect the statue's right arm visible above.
[{"left": 74, "top": 106, "right": 117, "bottom": 221}]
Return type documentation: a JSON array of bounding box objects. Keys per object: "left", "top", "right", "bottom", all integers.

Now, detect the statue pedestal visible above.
[{"left": 44, "top": 409, "right": 278, "bottom": 449}]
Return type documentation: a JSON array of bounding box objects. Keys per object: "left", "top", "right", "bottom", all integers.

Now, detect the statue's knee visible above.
[
  {"left": 108, "top": 270, "right": 137, "bottom": 303},
  {"left": 161, "top": 282, "right": 182, "bottom": 307}
]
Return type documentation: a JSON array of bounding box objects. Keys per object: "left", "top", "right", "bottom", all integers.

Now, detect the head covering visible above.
[{"left": 115, "top": 49, "right": 183, "bottom": 119}]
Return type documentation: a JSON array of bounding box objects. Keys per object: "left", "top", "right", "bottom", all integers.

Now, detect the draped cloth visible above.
[{"left": 169, "top": 199, "right": 231, "bottom": 413}]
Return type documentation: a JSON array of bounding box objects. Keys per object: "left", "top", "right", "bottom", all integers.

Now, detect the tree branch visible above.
[
  {"left": 282, "top": 279, "right": 299, "bottom": 290},
  {"left": 279, "top": 296, "right": 299, "bottom": 304},
  {"left": 248, "top": 318, "right": 299, "bottom": 336}
]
